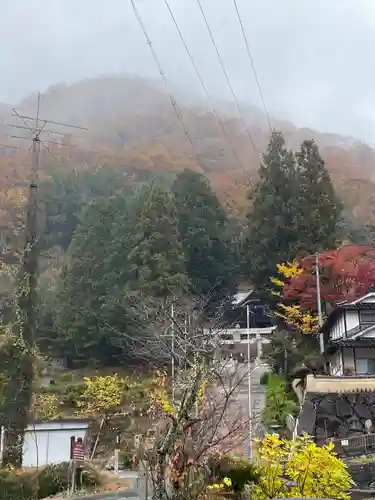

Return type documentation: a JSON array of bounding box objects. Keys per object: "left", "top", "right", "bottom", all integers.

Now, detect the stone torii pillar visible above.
[{"left": 256, "top": 333, "right": 263, "bottom": 359}]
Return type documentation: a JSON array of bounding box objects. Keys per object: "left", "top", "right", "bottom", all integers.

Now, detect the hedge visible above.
[{"left": 0, "top": 462, "right": 101, "bottom": 500}]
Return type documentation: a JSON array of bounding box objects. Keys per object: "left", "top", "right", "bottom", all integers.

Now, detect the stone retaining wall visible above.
[
  {"left": 348, "top": 461, "right": 375, "bottom": 489},
  {"left": 299, "top": 391, "right": 375, "bottom": 448}
]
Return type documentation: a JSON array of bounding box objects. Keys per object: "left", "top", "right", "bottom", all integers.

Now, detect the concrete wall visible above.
[{"left": 23, "top": 421, "right": 90, "bottom": 467}]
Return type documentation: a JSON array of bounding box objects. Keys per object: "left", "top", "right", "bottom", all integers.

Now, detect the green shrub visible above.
[
  {"left": 119, "top": 451, "right": 133, "bottom": 469},
  {"left": 262, "top": 374, "right": 298, "bottom": 433},
  {"left": 0, "top": 469, "right": 35, "bottom": 500},
  {"left": 34, "top": 464, "right": 69, "bottom": 497},
  {"left": 60, "top": 381, "right": 85, "bottom": 408},
  {"left": 0, "top": 462, "right": 101, "bottom": 499},
  {"left": 60, "top": 371, "right": 75, "bottom": 383},
  {"left": 213, "top": 455, "right": 259, "bottom": 496}
]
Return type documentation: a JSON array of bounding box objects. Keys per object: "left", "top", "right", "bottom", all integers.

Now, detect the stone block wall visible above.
[
  {"left": 349, "top": 460, "right": 375, "bottom": 489},
  {"left": 299, "top": 391, "right": 375, "bottom": 456}
]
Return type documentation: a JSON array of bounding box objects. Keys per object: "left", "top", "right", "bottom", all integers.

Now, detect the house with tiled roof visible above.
[
  {"left": 322, "top": 291, "right": 375, "bottom": 376},
  {"left": 296, "top": 292, "right": 375, "bottom": 457}
]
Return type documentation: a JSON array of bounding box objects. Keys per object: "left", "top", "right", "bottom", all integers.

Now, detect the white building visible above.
[
  {"left": 22, "top": 419, "right": 91, "bottom": 468},
  {"left": 323, "top": 292, "right": 375, "bottom": 376}
]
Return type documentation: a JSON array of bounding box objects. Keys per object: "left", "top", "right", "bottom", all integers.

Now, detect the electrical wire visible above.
[
  {"left": 129, "top": 0, "right": 239, "bottom": 206},
  {"left": 232, "top": 0, "right": 273, "bottom": 132},
  {"left": 129, "top": 0, "right": 200, "bottom": 166},
  {"left": 163, "top": 0, "right": 248, "bottom": 177},
  {"left": 195, "top": 0, "right": 258, "bottom": 154}
]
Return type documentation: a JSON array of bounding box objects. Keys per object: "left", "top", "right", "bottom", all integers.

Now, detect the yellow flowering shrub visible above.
[
  {"left": 77, "top": 374, "right": 124, "bottom": 417},
  {"left": 252, "top": 434, "right": 353, "bottom": 500}
]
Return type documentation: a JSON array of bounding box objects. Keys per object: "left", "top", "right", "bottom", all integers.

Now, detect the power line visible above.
[
  {"left": 195, "top": 0, "right": 258, "bottom": 154},
  {"left": 129, "top": 0, "right": 197, "bottom": 160},
  {"left": 232, "top": 0, "right": 272, "bottom": 132},
  {"left": 129, "top": 0, "right": 237, "bottom": 205},
  {"left": 162, "top": 0, "right": 248, "bottom": 176}
]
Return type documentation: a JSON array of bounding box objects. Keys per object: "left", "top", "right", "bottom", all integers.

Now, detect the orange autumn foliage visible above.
[{"left": 0, "top": 75, "right": 375, "bottom": 235}]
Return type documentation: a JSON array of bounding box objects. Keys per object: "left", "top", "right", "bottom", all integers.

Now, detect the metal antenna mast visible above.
[{"left": 1, "top": 92, "right": 87, "bottom": 466}]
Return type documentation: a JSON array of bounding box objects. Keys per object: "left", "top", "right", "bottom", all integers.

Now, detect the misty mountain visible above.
[
  {"left": 3, "top": 0, "right": 375, "bottom": 146},
  {"left": 1, "top": 74, "right": 375, "bottom": 223}
]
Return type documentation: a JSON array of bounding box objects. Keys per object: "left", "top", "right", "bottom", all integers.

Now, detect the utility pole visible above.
[
  {"left": 315, "top": 252, "right": 324, "bottom": 353},
  {"left": 184, "top": 313, "right": 187, "bottom": 369},
  {"left": 18, "top": 94, "right": 41, "bottom": 349},
  {"left": 9, "top": 93, "right": 87, "bottom": 346},
  {"left": 246, "top": 304, "right": 253, "bottom": 459},
  {"left": 171, "top": 303, "right": 175, "bottom": 404},
  {"left": 1, "top": 93, "right": 87, "bottom": 467}
]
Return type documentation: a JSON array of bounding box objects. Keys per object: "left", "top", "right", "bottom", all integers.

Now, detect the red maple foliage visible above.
[{"left": 283, "top": 245, "right": 375, "bottom": 311}]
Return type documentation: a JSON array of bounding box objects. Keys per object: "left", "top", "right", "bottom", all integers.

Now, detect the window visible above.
[
  {"left": 356, "top": 358, "right": 375, "bottom": 375},
  {"left": 220, "top": 334, "right": 233, "bottom": 341},
  {"left": 360, "top": 310, "right": 375, "bottom": 325}
]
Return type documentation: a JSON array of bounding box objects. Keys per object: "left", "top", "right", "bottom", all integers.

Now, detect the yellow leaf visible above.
[
  {"left": 270, "top": 276, "right": 285, "bottom": 288},
  {"left": 252, "top": 433, "right": 353, "bottom": 500},
  {"left": 77, "top": 374, "right": 124, "bottom": 417},
  {"left": 223, "top": 477, "right": 232, "bottom": 487}
]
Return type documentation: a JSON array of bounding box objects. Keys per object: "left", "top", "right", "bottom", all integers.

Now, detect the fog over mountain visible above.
[{"left": 2, "top": 0, "right": 375, "bottom": 145}]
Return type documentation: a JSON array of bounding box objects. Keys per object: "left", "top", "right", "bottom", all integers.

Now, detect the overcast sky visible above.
[{"left": 2, "top": 0, "right": 375, "bottom": 143}]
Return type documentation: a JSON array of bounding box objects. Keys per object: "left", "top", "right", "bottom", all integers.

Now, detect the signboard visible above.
[{"left": 72, "top": 441, "right": 85, "bottom": 463}]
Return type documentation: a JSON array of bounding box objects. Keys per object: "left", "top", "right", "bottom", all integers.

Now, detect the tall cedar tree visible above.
[
  {"left": 56, "top": 196, "right": 139, "bottom": 365},
  {"left": 172, "top": 169, "right": 236, "bottom": 310},
  {"left": 126, "top": 181, "right": 188, "bottom": 298},
  {"left": 56, "top": 181, "right": 187, "bottom": 366},
  {"left": 245, "top": 131, "right": 298, "bottom": 293},
  {"left": 295, "top": 139, "right": 342, "bottom": 253}
]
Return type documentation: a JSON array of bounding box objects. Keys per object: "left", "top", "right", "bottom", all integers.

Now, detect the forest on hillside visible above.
[
  {"left": 0, "top": 76, "right": 375, "bottom": 369},
  {"left": 1, "top": 76, "right": 375, "bottom": 225},
  {"left": 2, "top": 77, "right": 375, "bottom": 475},
  {"left": 0, "top": 123, "right": 361, "bottom": 369}
]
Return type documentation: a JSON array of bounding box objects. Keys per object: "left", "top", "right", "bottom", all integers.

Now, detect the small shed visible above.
[{"left": 22, "top": 419, "right": 92, "bottom": 468}]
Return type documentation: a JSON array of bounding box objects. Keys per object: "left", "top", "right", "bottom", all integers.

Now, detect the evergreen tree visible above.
[
  {"left": 172, "top": 169, "right": 236, "bottom": 309},
  {"left": 295, "top": 139, "right": 342, "bottom": 253},
  {"left": 244, "top": 131, "right": 298, "bottom": 292},
  {"left": 40, "top": 167, "right": 132, "bottom": 251},
  {"left": 126, "top": 181, "right": 188, "bottom": 298},
  {"left": 56, "top": 196, "right": 137, "bottom": 365},
  {"left": 55, "top": 180, "right": 188, "bottom": 366}
]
